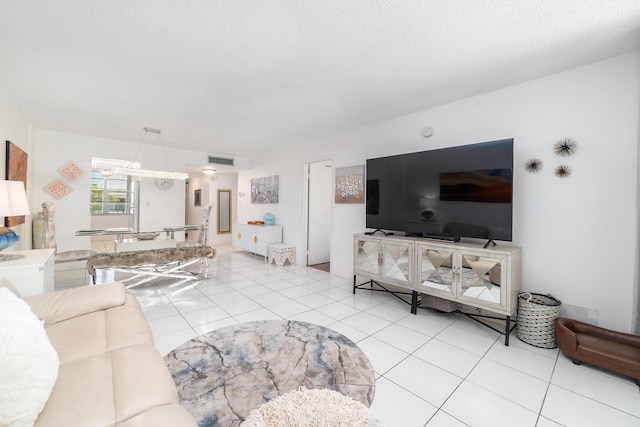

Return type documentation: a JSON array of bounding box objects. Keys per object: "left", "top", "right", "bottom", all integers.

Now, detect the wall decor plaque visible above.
[
  {"left": 60, "top": 161, "right": 84, "bottom": 181},
  {"left": 46, "top": 179, "right": 73, "bottom": 199}
]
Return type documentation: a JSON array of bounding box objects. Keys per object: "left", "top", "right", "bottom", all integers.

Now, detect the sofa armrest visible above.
[
  {"left": 24, "top": 282, "right": 128, "bottom": 326},
  {"left": 554, "top": 318, "right": 578, "bottom": 354},
  {"left": 573, "top": 320, "right": 640, "bottom": 349}
]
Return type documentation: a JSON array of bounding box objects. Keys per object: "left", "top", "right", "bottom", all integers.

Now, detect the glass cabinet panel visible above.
[
  {"left": 417, "top": 247, "right": 455, "bottom": 296},
  {"left": 353, "top": 234, "right": 519, "bottom": 321},
  {"left": 381, "top": 241, "right": 411, "bottom": 284},
  {"left": 459, "top": 255, "right": 503, "bottom": 305},
  {"left": 355, "top": 239, "right": 379, "bottom": 276}
]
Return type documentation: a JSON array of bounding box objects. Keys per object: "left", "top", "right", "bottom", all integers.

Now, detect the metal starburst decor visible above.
[
  {"left": 555, "top": 164, "right": 572, "bottom": 178},
  {"left": 525, "top": 158, "right": 543, "bottom": 173},
  {"left": 554, "top": 138, "right": 577, "bottom": 157}
]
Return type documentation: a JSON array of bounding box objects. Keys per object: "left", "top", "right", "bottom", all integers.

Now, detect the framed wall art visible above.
[
  {"left": 335, "top": 165, "right": 364, "bottom": 204},
  {"left": 5, "top": 141, "right": 28, "bottom": 226},
  {"left": 251, "top": 175, "right": 279, "bottom": 204},
  {"left": 194, "top": 189, "right": 202, "bottom": 206}
]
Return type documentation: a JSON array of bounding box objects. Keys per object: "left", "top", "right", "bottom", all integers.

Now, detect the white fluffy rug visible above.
[{"left": 241, "top": 387, "right": 384, "bottom": 427}]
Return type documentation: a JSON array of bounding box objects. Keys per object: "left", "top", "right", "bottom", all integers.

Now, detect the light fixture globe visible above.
[
  {"left": 421, "top": 209, "right": 434, "bottom": 220},
  {"left": 202, "top": 166, "right": 217, "bottom": 175},
  {"left": 419, "top": 196, "right": 435, "bottom": 221}
]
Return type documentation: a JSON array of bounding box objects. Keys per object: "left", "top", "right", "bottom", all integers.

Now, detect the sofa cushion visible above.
[
  {"left": 45, "top": 295, "right": 154, "bottom": 365},
  {"left": 117, "top": 404, "right": 198, "bottom": 427},
  {"left": 24, "top": 282, "right": 127, "bottom": 326},
  {"left": 36, "top": 344, "right": 182, "bottom": 427},
  {"left": 0, "top": 288, "right": 59, "bottom": 427}
]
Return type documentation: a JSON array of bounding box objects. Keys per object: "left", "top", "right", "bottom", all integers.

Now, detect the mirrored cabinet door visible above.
[
  {"left": 380, "top": 240, "right": 412, "bottom": 285},
  {"left": 458, "top": 253, "right": 505, "bottom": 309},
  {"left": 354, "top": 238, "right": 380, "bottom": 276},
  {"left": 416, "top": 246, "right": 456, "bottom": 297},
  {"left": 353, "top": 233, "right": 520, "bottom": 322}
]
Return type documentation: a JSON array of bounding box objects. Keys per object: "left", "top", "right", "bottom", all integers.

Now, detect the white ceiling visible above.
[{"left": 1, "top": 1, "right": 639, "bottom": 162}]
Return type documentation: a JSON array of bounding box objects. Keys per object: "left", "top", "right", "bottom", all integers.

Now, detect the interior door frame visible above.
[{"left": 302, "top": 158, "right": 332, "bottom": 267}]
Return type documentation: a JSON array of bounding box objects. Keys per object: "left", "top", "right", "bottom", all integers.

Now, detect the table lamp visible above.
[{"left": 0, "top": 180, "right": 30, "bottom": 261}]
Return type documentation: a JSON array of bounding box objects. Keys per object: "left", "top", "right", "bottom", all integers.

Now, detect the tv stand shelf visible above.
[{"left": 352, "top": 233, "right": 521, "bottom": 345}]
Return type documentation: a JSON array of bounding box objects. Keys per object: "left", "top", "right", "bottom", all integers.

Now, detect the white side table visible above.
[
  {"left": 268, "top": 244, "right": 296, "bottom": 266},
  {"left": 0, "top": 249, "right": 55, "bottom": 296}
]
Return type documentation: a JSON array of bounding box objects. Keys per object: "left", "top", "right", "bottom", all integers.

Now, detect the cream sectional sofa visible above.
[{"left": 1, "top": 281, "right": 197, "bottom": 427}]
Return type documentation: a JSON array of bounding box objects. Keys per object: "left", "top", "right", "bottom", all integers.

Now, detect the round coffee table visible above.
[{"left": 165, "top": 320, "right": 376, "bottom": 426}]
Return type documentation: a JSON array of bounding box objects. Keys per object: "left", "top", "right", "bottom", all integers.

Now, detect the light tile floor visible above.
[{"left": 59, "top": 244, "right": 640, "bottom": 427}]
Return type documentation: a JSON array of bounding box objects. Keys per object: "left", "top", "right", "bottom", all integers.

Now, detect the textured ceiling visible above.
[{"left": 0, "top": 1, "right": 639, "bottom": 161}]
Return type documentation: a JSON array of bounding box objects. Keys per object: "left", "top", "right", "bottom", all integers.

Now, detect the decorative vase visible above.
[
  {"left": 0, "top": 227, "right": 20, "bottom": 253},
  {"left": 263, "top": 212, "right": 275, "bottom": 226}
]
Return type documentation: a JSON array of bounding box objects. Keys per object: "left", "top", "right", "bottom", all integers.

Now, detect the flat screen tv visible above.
[{"left": 366, "top": 138, "right": 513, "bottom": 243}]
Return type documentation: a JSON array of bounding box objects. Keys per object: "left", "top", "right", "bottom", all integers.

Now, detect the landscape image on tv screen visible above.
[{"left": 439, "top": 169, "right": 512, "bottom": 203}]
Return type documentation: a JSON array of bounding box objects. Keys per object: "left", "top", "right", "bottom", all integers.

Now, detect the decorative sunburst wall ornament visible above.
[
  {"left": 525, "top": 158, "right": 543, "bottom": 173},
  {"left": 555, "top": 164, "right": 572, "bottom": 178},
  {"left": 554, "top": 138, "right": 577, "bottom": 157}
]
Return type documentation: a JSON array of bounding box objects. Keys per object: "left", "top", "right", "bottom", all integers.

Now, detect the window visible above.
[{"left": 90, "top": 170, "right": 135, "bottom": 215}]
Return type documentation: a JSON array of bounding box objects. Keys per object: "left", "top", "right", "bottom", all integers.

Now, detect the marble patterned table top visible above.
[{"left": 165, "top": 320, "right": 376, "bottom": 427}]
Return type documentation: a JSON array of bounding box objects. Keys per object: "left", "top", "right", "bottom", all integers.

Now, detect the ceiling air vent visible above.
[{"left": 208, "top": 156, "right": 234, "bottom": 166}]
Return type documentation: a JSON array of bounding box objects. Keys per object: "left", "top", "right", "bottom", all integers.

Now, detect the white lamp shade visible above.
[{"left": 0, "top": 181, "right": 30, "bottom": 217}]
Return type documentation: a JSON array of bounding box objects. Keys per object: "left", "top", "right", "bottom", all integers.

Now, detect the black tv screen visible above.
[{"left": 366, "top": 139, "right": 513, "bottom": 242}]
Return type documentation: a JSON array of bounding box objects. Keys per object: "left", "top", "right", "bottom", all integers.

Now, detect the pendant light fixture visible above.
[{"left": 111, "top": 127, "right": 188, "bottom": 180}]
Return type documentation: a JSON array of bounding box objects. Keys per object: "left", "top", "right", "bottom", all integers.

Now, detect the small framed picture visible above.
[
  {"left": 194, "top": 189, "right": 201, "bottom": 206},
  {"left": 335, "top": 165, "right": 364, "bottom": 204}
]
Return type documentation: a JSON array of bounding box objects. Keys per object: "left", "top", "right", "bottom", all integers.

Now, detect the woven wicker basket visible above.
[{"left": 516, "top": 292, "right": 561, "bottom": 349}]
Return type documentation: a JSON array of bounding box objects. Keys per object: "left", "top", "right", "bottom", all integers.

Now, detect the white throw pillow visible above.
[{"left": 0, "top": 288, "right": 59, "bottom": 427}]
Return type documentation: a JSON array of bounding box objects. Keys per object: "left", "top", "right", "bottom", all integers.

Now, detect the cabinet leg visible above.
[
  {"left": 504, "top": 315, "right": 511, "bottom": 346},
  {"left": 353, "top": 275, "right": 356, "bottom": 294},
  {"left": 411, "top": 291, "right": 418, "bottom": 314}
]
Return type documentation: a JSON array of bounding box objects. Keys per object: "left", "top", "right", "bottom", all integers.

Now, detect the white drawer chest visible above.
[
  {"left": 232, "top": 223, "right": 283, "bottom": 257},
  {"left": 0, "top": 249, "right": 55, "bottom": 296}
]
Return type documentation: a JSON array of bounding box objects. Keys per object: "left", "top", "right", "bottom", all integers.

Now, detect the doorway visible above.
[{"left": 305, "top": 160, "right": 332, "bottom": 270}]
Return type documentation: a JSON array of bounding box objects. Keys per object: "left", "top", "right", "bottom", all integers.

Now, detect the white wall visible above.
[
  {"left": 5, "top": 51, "right": 638, "bottom": 333},
  {"left": 237, "top": 162, "right": 304, "bottom": 249},
  {"left": 30, "top": 130, "right": 216, "bottom": 252},
  {"left": 0, "top": 86, "right": 32, "bottom": 250},
  {"left": 237, "top": 51, "right": 640, "bottom": 333}
]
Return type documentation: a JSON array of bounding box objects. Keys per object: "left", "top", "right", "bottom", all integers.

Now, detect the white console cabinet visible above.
[
  {"left": 0, "top": 249, "right": 55, "bottom": 296},
  {"left": 354, "top": 233, "right": 521, "bottom": 344},
  {"left": 233, "top": 223, "right": 283, "bottom": 257}
]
